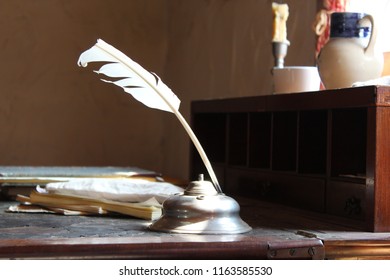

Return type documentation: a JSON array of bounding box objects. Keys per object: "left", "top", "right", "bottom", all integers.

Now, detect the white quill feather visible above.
[{"left": 77, "top": 39, "right": 222, "bottom": 193}]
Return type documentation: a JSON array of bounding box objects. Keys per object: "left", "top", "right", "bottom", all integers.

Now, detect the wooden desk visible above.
[
  {"left": 2, "top": 197, "right": 390, "bottom": 260},
  {"left": 190, "top": 86, "right": 390, "bottom": 232}
]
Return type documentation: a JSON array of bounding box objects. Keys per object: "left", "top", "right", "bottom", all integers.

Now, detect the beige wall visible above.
[
  {"left": 0, "top": 0, "right": 169, "bottom": 171},
  {"left": 0, "top": 0, "right": 317, "bottom": 181}
]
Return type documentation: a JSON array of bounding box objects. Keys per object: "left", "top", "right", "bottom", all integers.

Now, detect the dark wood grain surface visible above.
[{"left": 2, "top": 196, "right": 390, "bottom": 259}]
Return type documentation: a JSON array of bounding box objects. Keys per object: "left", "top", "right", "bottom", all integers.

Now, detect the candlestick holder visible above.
[{"left": 272, "top": 41, "right": 290, "bottom": 68}]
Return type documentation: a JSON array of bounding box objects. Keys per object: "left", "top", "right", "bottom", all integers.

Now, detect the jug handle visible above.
[{"left": 360, "top": 14, "right": 377, "bottom": 55}]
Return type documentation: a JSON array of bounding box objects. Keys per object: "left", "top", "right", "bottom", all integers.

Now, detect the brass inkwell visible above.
[{"left": 149, "top": 174, "right": 252, "bottom": 234}]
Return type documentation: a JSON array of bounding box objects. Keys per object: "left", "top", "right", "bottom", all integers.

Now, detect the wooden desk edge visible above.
[{"left": 0, "top": 236, "right": 324, "bottom": 260}]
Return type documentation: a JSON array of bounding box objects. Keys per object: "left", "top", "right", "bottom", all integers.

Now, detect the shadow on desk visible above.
[{"left": 1, "top": 197, "right": 390, "bottom": 260}]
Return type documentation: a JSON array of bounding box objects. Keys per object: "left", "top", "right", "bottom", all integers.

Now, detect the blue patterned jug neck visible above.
[{"left": 330, "top": 12, "right": 371, "bottom": 38}]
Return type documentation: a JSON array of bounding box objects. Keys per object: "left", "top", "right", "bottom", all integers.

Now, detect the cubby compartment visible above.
[
  {"left": 248, "top": 112, "right": 272, "bottom": 169},
  {"left": 330, "top": 108, "right": 367, "bottom": 178},
  {"left": 298, "top": 110, "right": 328, "bottom": 175},
  {"left": 190, "top": 113, "right": 226, "bottom": 181},
  {"left": 228, "top": 113, "right": 248, "bottom": 166},
  {"left": 192, "top": 113, "right": 226, "bottom": 163},
  {"left": 272, "top": 111, "right": 298, "bottom": 171}
]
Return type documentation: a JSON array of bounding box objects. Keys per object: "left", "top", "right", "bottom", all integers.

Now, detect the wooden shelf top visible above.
[{"left": 191, "top": 86, "right": 390, "bottom": 113}]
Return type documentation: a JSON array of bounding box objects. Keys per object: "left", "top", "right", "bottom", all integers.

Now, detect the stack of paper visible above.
[{"left": 10, "top": 177, "right": 184, "bottom": 220}]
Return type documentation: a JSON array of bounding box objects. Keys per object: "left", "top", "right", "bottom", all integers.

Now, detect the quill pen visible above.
[{"left": 77, "top": 39, "right": 222, "bottom": 193}]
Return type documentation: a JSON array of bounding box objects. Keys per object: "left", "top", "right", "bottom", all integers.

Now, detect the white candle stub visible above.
[{"left": 272, "top": 2, "right": 289, "bottom": 43}]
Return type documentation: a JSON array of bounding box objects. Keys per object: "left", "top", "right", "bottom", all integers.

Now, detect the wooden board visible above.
[{"left": 3, "top": 196, "right": 390, "bottom": 259}]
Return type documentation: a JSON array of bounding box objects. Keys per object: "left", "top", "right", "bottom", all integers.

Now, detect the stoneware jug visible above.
[{"left": 317, "top": 12, "right": 384, "bottom": 89}]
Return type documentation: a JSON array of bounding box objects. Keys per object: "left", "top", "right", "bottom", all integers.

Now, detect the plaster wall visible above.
[{"left": 0, "top": 0, "right": 169, "bottom": 172}]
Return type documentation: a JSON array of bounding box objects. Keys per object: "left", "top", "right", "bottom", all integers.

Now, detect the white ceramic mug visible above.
[{"left": 272, "top": 66, "right": 321, "bottom": 94}]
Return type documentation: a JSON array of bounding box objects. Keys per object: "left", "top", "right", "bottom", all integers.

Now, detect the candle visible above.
[{"left": 272, "top": 2, "right": 289, "bottom": 43}]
